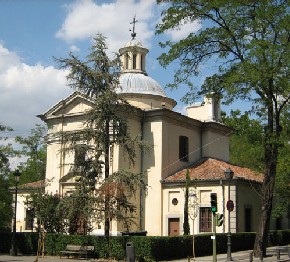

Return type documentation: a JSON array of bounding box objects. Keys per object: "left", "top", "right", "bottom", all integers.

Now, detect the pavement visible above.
[{"left": 0, "top": 246, "right": 289, "bottom": 262}]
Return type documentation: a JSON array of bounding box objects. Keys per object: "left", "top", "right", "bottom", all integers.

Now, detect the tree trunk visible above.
[
  {"left": 104, "top": 120, "right": 110, "bottom": 239},
  {"left": 253, "top": 159, "right": 276, "bottom": 257},
  {"left": 253, "top": 98, "right": 279, "bottom": 257}
]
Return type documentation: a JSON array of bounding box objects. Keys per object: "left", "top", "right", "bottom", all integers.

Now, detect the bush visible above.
[
  {"left": 269, "top": 230, "right": 290, "bottom": 246},
  {"left": 0, "top": 230, "right": 289, "bottom": 260}
]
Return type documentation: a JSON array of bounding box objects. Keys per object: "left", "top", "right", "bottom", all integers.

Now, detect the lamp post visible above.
[
  {"left": 224, "top": 168, "right": 234, "bottom": 262},
  {"left": 11, "top": 170, "right": 21, "bottom": 256}
]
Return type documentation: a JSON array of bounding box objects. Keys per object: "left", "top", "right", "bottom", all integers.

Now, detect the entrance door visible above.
[
  {"left": 245, "top": 207, "right": 252, "bottom": 232},
  {"left": 168, "top": 218, "right": 180, "bottom": 236}
]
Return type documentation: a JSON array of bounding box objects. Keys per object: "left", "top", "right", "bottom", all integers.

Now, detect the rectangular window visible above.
[
  {"left": 75, "top": 145, "right": 86, "bottom": 167},
  {"left": 179, "top": 136, "right": 189, "bottom": 162},
  {"left": 25, "top": 208, "right": 34, "bottom": 231},
  {"left": 199, "top": 207, "right": 212, "bottom": 232}
]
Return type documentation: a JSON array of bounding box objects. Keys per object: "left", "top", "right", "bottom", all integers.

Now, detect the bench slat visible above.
[{"left": 60, "top": 244, "right": 95, "bottom": 259}]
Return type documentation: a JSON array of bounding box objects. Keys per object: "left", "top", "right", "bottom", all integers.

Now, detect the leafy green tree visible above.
[
  {"left": 221, "top": 109, "right": 290, "bottom": 224},
  {"left": 55, "top": 34, "right": 147, "bottom": 237},
  {"left": 0, "top": 123, "right": 14, "bottom": 232},
  {"left": 0, "top": 173, "right": 13, "bottom": 232},
  {"left": 156, "top": 0, "right": 289, "bottom": 256},
  {"left": 266, "top": 109, "right": 289, "bottom": 220},
  {"left": 15, "top": 124, "right": 46, "bottom": 184},
  {"left": 27, "top": 192, "right": 64, "bottom": 233},
  {"left": 0, "top": 124, "right": 14, "bottom": 176},
  {"left": 221, "top": 110, "right": 264, "bottom": 171}
]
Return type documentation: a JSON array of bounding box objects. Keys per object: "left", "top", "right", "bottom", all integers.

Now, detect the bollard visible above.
[
  {"left": 276, "top": 249, "right": 280, "bottom": 260},
  {"left": 126, "top": 242, "right": 135, "bottom": 262},
  {"left": 249, "top": 251, "right": 253, "bottom": 262}
]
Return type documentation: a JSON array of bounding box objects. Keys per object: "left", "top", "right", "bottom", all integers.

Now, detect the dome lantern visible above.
[{"left": 117, "top": 17, "right": 177, "bottom": 110}]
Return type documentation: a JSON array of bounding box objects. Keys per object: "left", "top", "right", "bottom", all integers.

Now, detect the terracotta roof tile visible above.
[
  {"left": 19, "top": 180, "right": 45, "bottom": 189},
  {"left": 163, "top": 158, "right": 263, "bottom": 183}
]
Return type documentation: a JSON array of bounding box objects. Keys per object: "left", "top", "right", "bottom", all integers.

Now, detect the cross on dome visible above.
[{"left": 130, "top": 15, "right": 138, "bottom": 40}]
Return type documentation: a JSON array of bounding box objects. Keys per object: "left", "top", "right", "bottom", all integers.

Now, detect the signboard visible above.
[{"left": 226, "top": 200, "right": 234, "bottom": 211}]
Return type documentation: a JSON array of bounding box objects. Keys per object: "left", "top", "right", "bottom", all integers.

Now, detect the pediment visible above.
[{"left": 39, "top": 91, "right": 94, "bottom": 120}]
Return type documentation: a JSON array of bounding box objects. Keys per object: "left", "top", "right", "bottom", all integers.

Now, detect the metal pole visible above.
[
  {"left": 227, "top": 180, "right": 232, "bottom": 261},
  {"left": 213, "top": 213, "right": 217, "bottom": 262},
  {"left": 11, "top": 183, "right": 18, "bottom": 256}
]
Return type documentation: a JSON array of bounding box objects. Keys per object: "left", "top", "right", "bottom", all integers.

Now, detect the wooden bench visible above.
[
  {"left": 60, "top": 244, "right": 95, "bottom": 259},
  {"left": 275, "top": 246, "right": 290, "bottom": 262}
]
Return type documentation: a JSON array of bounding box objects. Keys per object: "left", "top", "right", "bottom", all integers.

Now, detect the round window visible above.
[{"left": 172, "top": 198, "right": 178, "bottom": 206}]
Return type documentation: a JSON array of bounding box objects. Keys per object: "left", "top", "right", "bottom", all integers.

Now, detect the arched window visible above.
[
  {"left": 125, "top": 54, "right": 129, "bottom": 69},
  {"left": 133, "top": 54, "right": 137, "bottom": 69}
]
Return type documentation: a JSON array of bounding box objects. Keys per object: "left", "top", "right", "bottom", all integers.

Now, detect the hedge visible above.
[{"left": 0, "top": 230, "right": 289, "bottom": 261}]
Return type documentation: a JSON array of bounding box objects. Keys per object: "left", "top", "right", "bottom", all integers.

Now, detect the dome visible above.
[
  {"left": 125, "top": 39, "right": 143, "bottom": 47},
  {"left": 117, "top": 73, "right": 167, "bottom": 97}
]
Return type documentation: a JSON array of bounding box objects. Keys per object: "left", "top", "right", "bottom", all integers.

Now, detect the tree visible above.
[
  {"left": 188, "top": 185, "right": 199, "bottom": 260},
  {"left": 27, "top": 192, "right": 64, "bottom": 233},
  {"left": 272, "top": 109, "right": 290, "bottom": 220},
  {"left": 55, "top": 34, "right": 147, "bottom": 237},
  {"left": 0, "top": 123, "right": 14, "bottom": 232},
  {"left": 222, "top": 110, "right": 290, "bottom": 222},
  {"left": 0, "top": 123, "right": 14, "bottom": 176},
  {"left": 221, "top": 110, "right": 264, "bottom": 171},
  {"left": 156, "top": 0, "right": 289, "bottom": 256},
  {"left": 15, "top": 124, "right": 46, "bottom": 184}
]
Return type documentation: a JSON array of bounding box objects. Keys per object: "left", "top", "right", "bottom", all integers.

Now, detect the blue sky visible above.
[{"left": 0, "top": 0, "right": 208, "bottom": 139}]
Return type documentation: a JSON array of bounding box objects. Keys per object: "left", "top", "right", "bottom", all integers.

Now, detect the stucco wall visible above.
[
  {"left": 202, "top": 129, "right": 230, "bottom": 161},
  {"left": 162, "top": 184, "right": 229, "bottom": 236},
  {"left": 236, "top": 183, "right": 262, "bottom": 232}
]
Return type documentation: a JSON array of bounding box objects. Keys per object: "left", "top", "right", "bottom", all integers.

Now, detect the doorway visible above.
[{"left": 168, "top": 218, "right": 180, "bottom": 236}]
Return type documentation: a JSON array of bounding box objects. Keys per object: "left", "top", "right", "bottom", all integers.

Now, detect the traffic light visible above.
[
  {"left": 210, "top": 193, "right": 217, "bottom": 213},
  {"left": 216, "top": 213, "right": 224, "bottom": 227}
]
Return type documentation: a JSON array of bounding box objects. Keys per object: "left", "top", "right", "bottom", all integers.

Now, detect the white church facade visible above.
[{"left": 14, "top": 34, "right": 276, "bottom": 236}]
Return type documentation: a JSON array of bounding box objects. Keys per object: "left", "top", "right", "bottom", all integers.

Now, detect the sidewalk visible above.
[{"left": 0, "top": 246, "right": 289, "bottom": 262}]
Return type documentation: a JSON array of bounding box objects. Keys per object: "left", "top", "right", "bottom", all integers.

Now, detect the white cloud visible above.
[
  {"left": 0, "top": 44, "right": 71, "bottom": 131},
  {"left": 56, "top": 0, "right": 157, "bottom": 52},
  {"left": 70, "top": 45, "right": 80, "bottom": 52},
  {"left": 165, "top": 19, "right": 201, "bottom": 41},
  {"left": 0, "top": 44, "right": 21, "bottom": 72}
]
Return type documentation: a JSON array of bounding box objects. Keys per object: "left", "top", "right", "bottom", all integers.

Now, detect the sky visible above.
[
  {"left": 0, "top": 0, "right": 207, "bottom": 137},
  {"left": 1, "top": 0, "right": 226, "bottom": 169}
]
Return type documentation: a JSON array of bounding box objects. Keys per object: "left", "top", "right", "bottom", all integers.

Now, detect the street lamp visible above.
[
  {"left": 11, "top": 170, "right": 21, "bottom": 256},
  {"left": 224, "top": 168, "right": 234, "bottom": 261}
]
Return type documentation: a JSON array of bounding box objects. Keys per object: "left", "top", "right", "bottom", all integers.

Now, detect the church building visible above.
[
  {"left": 12, "top": 26, "right": 272, "bottom": 236},
  {"left": 37, "top": 31, "right": 265, "bottom": 236}
]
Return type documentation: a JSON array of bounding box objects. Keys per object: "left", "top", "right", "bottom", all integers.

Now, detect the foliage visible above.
[
  {"left": 57, "top": 188, "right": 95, "bottom": 235},
  {"left": 0, "top": 175, "right": 12, "bottom": 232},
  {"left": 0, "top": 123, "right": 14, "bottom": 232},
  {"left": 221, "top": 110, "right": 290, "bottom": 218},
  {"left": 0, "top": 123, "right": 14, "bottom": 176},
  {"left": 156, "top": 0, "right": 289, "bottom": 255},
  {"left": 14, "top": 124, "right": 47, "bottom": 184},
  {"left": 1, "top": 231, "right": 290, "bottom": 259},
  {"left": 221, "top": 110, "right": 264, "bottom": 172},
  {"left": 27, "top": 192, "right": 64, "bottom": 233},
  {"left": 271, "top": 109, "right": 290, "bottom": 218},
  {"left": 54, "top": 34, "right": 148, "bottom": 236}
]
